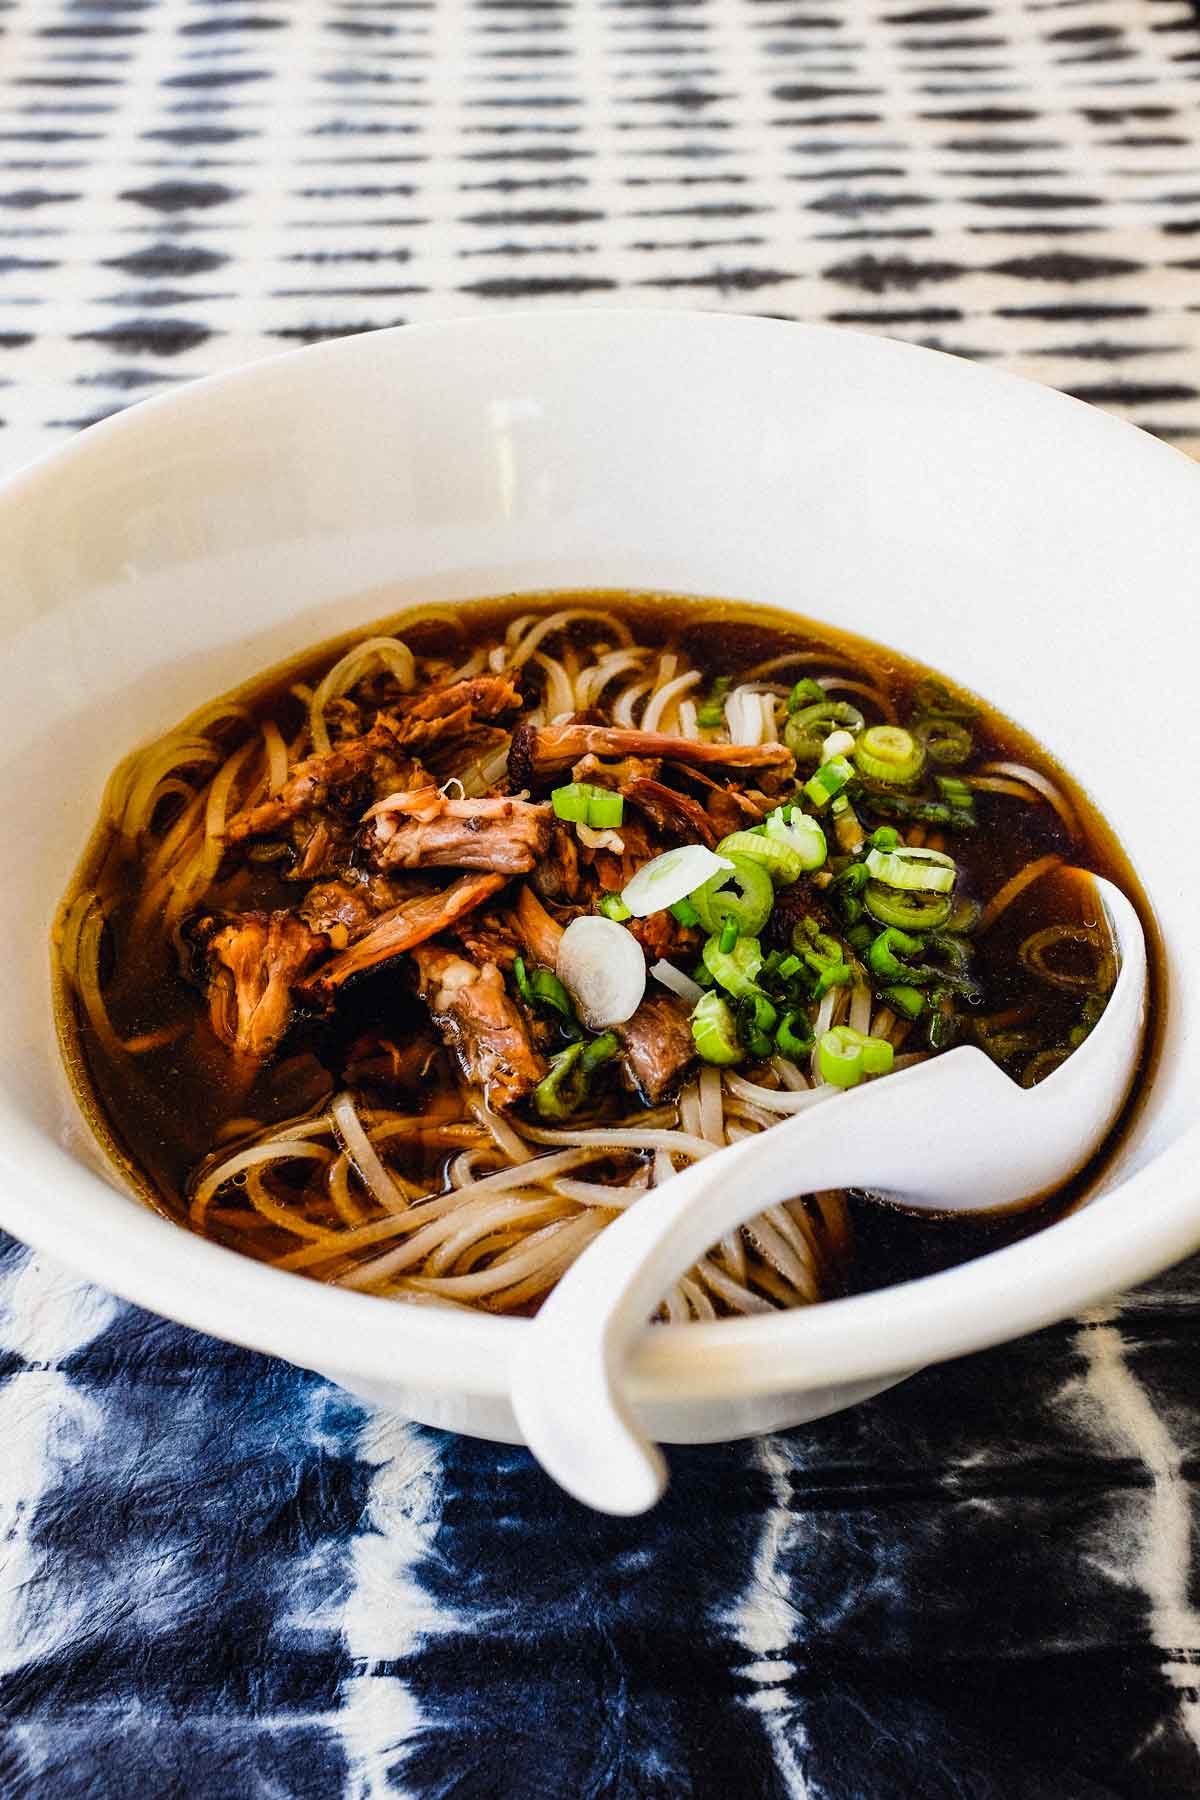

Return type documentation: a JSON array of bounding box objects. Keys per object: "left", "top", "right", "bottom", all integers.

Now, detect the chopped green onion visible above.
[
  {"left": 775, "top": 1008, "right": 814, "bottom": 1062},
  {"left": 803, "top": 754, "right": 855, "bottom": 810},
  {"left": 845, "top": 921, "right": 874, "bottom": 954},
  {"left": 865, "top": 844, "right": 957, "bottom": 893},
  {"left": 717, "top": 826, "right": 804, "bottom": 886},
  {"left": 913, "top": 678, "right": 976, "bottom": 721},
  {"left": 854, "top": 725, "right": 925, "bottom": 786},
  {"left": 668, "top": 897, "right": 700, "bottom": 927},
  {"left": 690, "top": 991, "right": 743, "bottom": 1066},
  {"left": 867, "top": 926, "right": 930, "bottom": 986},
  {"left": 588, "top": 788, "right": 624, "bottom": 829},
  {"left": 858, "top": 791, "right": 977, "bottom": 833},
  {"left": 763, "top": 808, "right": 827, "bottom": 871},
  {"left": 916, "top": 717, "right": 972, "bottom": 766},
  {"left": 863, "top": 883, "right": 953, "bottom": 931},
  {"left": 777, "top": 953, "right": 802, "bottom": 981},
  {"left": 870, "top": 826, "right": 900, "bottom": 851},
  {"left": 738, "top": 991, "right": 779, "bottom": 1058},
  {"left": 533, "top": 1032, "right": 620, "bottom": 1118},
  {"left": 719, "top": 917, "right": 739, "bottom": 954},
  {"left": 696, "top": 675, "right": 732, "bottom": 728},
  {"left": 513, "top": 956, "right": 584, "bottom": 1039},
  {"left": 787, "top": 678, "right": 826, "bottom": 713},
  {"left": 785, "top": 701, "right": 865, "bottom": 765},
  {"left": 598, "top": 891, "right": 632, "bottom": 923},
  {"left": 818, "top": 1026, "right": 895, "bottom": 1088},
  {"left": 702, "top": 932, "right": 765, "bottom": 998},
  {"left": 692, "top": 852, "right": 775, "bottom": 937},
  {"left": 551, "top": 781, "right": 624, "bottom": 830},
  {"left": 880, "top": 984, "right": 926, "bottom": 1020}
]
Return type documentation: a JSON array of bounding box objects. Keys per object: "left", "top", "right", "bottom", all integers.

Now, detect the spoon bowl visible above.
[{"left": 512, "top": 875, "right": 1146, "bottom": 1514}]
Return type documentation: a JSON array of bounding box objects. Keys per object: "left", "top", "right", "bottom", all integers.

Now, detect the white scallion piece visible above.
[
  {"left": 650, "top": 959, "right": 704, "bottom": 1007},
  {"left": 556, "top": 916, "right": 646, "bottom": 1029},
  {"left": 620, "top": 844, "right": 733, "bottom": 918}
]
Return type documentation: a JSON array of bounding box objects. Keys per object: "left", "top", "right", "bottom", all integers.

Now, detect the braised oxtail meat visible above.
[
  {"left": 623, "top": 777, "right": 721, "bottom": 850},
  {"left": 224, "top": 722, "right": 415, "bottom": 845},
  {"left": 414, "top": 941, "right": 545, "bottom": 1109},
  {"left": 508, "top": 720, "right": 794, "bottom": 787},
  {"left": 664, "top": 761, "right": 769, "bottom": 836},
  {"left": 451, "top": 912, "right": 521, "bottom": 972},
  {"left": 569, "top": 752, "right": 663, "bottom": 789},
  {"left": 364, "top": 789, "right": 551, "bottom": 876},
  {"left": 510, "top": 883, "right": 566, "bottom": 967},
  {"left": 616, "top": 994, "right": 697, "bottom": 1103},
  {"left": 298, "top": 879, "right": 378, "bottom": 942},
  {"left": 193, "top": 910, "right": 329, "bottom": 1061},
  {"left": 306, "top": 871, "right": 507, "bottom": 994},
  {"left": 529, "top": 820, "right": 584, "bottom": 904},
  {"left": 399, "top": 673, "right": 521, "bottom": 728}
]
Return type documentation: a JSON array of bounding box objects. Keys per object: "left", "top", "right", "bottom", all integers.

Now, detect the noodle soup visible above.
[{"left": 53, "top": 594, "right": 1144, "bottom": 1316}]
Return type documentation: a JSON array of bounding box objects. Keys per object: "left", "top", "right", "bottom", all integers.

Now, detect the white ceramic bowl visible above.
[{"left": 3, "top": 311, "right": 1199, "bottom": 1447}]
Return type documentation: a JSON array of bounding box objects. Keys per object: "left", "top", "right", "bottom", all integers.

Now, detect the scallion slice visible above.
[
  {"left": 552, "top": 781, "right": 625, "bottom": 830},
  {"left": 691, "top": 852, "right": 775, "bottom": 937},
  {"left": 865, "top": 844, "right": 957, "bottom": 893},
  {"left": 817, "top": 1025, "right": 895, "bottom": 1089},
  {"left": 690, "top": 991, "right": 744, "bottom": 1066},
  {"left": 620, "top": 844, "right": 734, "bottom": 918},
  {"left": 803, "top": 754, "right": 855, "bottom": 810},
  {"left": 863, "top": 883, "right": 953, "bottom": 931},
  {"left": 702, "top": 932, "right": 765, "bottom": 998},
  {"left": 717, "top": 826, "right": 803, "bottom": 886},
  {"left": 853, "top": 725, "right": 926, "bottom": 786}
]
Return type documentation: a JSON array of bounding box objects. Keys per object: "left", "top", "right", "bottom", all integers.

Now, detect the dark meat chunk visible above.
[
  {"left": 305, "top": 872, "right": 507, "bottom": 994},
  {"left": 224, "top": 722, "right": 418, "bottom": 846},
  {"left": 452, "top": 911, "right": 521, "bottom": 972},
  {"left": 628, "top": 910, "right": 699, "bottom": 967},
  {"left": 623, "top": 777, "right": 721, "bottom": 850},
  {"left": 764, "top": 877, "right": 826, "bottom": 952},
  {"left": 299, "top": 879, "right": 377, "bottom": 942},
  {"left": 364, "top": 789, "right": 551, "bottom": 876},
  {"left": 414, "top": 941, "right": 544, "bottom": 1109},
  {"left": 584, "top": 815, "right": 660, "bottom": 896},
  {"left": 510, "top": 883, "right": 566, "bottom": 967},
  {"left": 508, "top": 721, "right": 793, "bottom": 788},
  {"left": 193, "top": 910, "right": 329, "bottom": 1060},
  {"left": 665, "top": 762, "right": 769, "bottom": 838},
  {"left": 398, "top": 673, "right": 520, "bottom": 729},
  {"left": 616, "top": 994, "right": 697, "bottom": 1103},
  {"left": 529, "top": 820, "right": 583, "bottom": 904},
  {"left": 569, "top": 752, "right": 662, "bottom": 789},
  {"left": 384, "top": 674, "right": 521, "bottom": 754}
]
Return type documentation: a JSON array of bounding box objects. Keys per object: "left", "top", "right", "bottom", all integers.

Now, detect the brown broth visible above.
[{"left": 53, "top": 591, "right": 1160, "bottom": 1301}]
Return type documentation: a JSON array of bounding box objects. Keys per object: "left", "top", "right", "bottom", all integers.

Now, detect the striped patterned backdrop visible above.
[{"left": 2, "top": 3, "right": 1200, "bottom": 1797}]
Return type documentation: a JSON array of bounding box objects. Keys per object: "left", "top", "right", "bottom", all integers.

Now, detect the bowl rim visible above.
[{"left": 4, "top": 305, "right": 1200, "bottom": 1402}]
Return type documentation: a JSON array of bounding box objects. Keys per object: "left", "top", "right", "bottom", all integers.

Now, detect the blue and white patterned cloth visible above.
[{"left": 2, "top": 3, "right": 1199, "bottom": 1794}]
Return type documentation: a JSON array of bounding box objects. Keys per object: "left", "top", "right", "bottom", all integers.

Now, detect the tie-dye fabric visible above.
[{"left": 1, "top": 2, "right": 1199, "bottom": 1795}]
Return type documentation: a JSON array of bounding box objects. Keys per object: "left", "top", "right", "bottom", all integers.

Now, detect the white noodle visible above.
[
  {"left": 642, "top": 669, "right": 702, "bottom": 734},
  {"left": 698, "top": 1063, "right": 725, "bottom": 1145},
  {"left": 612, "top": 678, "right": 652, "bottom": 728},
  {"left": 331, "top": 1091, "right": 411, "bottom": 1216},
  {"left": 848, "top": 985, "right": 873, "bottom": 1035},
  {"left": 976, "top": 760, "right": 1079, "bottom": 837}
]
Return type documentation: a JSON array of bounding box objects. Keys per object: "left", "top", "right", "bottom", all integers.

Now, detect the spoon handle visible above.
[{"left": 511, "top": 1066, "right": 957, "bottom": 1516}]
